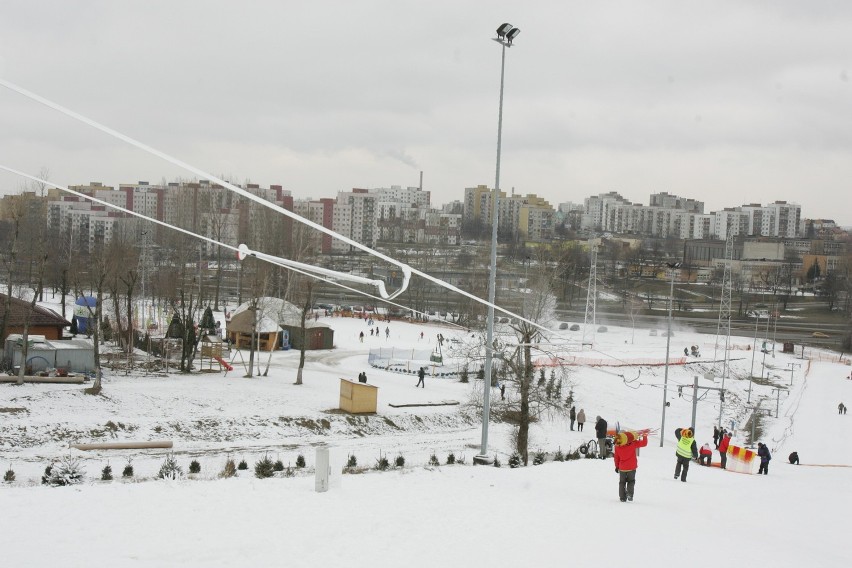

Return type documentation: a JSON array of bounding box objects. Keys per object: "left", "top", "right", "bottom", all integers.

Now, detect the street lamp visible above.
[
  {"left": 659, "top": 261, "right": 681, "bottom": 447},
  {"left": 476, "top": 22, "right": 520, "bottom": 464}
]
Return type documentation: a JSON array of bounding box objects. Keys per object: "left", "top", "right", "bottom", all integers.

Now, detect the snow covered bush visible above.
[
  {"left": 254, "top": 454, "right": 275, "bottom": 479},
  {"left": 4, "top": 467, "right": 15, "bottom": 482},
  {"left": 122, "top": 459, "right": 134, "bottom": 478},
  {"left": 49, "top": 456, "right": 86, "bottom": 486},
  {"left": 554, "top": 448, "right": 565, "bottom": 462},
  {"left": 157, "top": 454, "right": 183, "bottom": 480},
  {"left": 295, "top": 454, "right": 306, "bottom": 468},
  {"left": 273, "top": 459, "right": 285, "bottom": 472},
  {"left": 237, "top": 459, "right": 248, "bottom": 471},
  {"left": 446, "top": 452, "right": 456, "bottom": 465},
  {"left": 189, "top": 460, "right": 201, "bottom": 474},
  {"left": 219, "top": 458, "right": 237, "bottom": 479},
  {"left": 375, "top": 454, "right": 390, "bottom": 471},
  {"left": 429, "top": 453, "right": 440, "bottom": 467},
  {"left": 394, "top": 454, "right": 405, "bottom": 468},
  {"left": 101, "top": 464, "right": 113, "bottom": 481},
  {"left": 508, "top": 452, "right": 522, "bottom": 468},
  {"left": 347, "top": 454, "right": 357, "bottom": 468},
  {"left": 533, "top": 450, "right": 546, "bottom": 465}
]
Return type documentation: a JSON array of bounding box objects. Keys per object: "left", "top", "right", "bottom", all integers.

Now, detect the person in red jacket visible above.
[
  {"left": 718, "top": 430, "right": 731, "bottom": 470},
  {"left": 613, "top": 431, "right": 649, "bottom": 502},
  {"left": 699, "top": 443, "right": 713, "bottom": 466}
]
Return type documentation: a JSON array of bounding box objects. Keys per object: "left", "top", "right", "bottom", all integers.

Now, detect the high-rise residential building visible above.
[{"left": 463, "top": 185, "right": 506, "bottom": 227}]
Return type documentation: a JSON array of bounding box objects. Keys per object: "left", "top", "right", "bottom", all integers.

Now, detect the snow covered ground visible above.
[{"left": 2, "top": 300, "right": 851, "bottom": 567}]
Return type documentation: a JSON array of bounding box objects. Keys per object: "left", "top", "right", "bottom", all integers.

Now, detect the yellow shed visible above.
[{"left": 339, "top": 378, "right": 378, "bottom": 414}]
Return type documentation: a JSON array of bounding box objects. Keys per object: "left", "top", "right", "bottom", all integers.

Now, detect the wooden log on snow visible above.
[
  {"left": 0, "top": 375, "right": 86, "bottom": 384},
  {"left": 70, "top": 441, "right": 174, "bottom": 451}
]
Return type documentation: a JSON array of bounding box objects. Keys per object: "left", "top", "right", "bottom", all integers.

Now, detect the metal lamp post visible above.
[
  {"left": 659, "top": 262, "right": 681, "bottom": 447},
  {"left": 476, "top": 23, "right": 520, "bottom": 464}
]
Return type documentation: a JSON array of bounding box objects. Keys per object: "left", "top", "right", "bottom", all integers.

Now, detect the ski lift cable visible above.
[
  {"left": 0, "top": 79, "right": 548, "bottom": 334},
  {"left": 0, "top": 165, "right": 466, "bottom": 331}
]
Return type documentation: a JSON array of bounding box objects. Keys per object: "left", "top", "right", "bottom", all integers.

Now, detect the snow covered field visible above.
[{"left": 2, "top": 304, "right": 851, "bottom": 567}]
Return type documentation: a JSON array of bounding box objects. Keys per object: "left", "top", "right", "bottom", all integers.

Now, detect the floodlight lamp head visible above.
[
  {"left": 506, "top": 27, "right": 520, "bottom": 44},
  {"left": 496, "top": 23, "right": 512, "bottom": 39}
]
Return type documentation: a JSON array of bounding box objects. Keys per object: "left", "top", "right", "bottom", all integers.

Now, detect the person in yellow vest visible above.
[{"left": 674, "top": 427, "right": 698, "bottom": 482}]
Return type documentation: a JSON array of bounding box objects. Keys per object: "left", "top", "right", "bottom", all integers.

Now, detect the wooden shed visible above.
[
  {"left": 0, "top": 293, "right": 71, "bottom": 343},
  {"left": 339, "top": 378, "right": 378, "bottom": 414},
  {"left": 225, "top": 297, "right": 298, "bottom": 352},
  {"left": 280, "top": 321, "right": 334, "bottom": 350}
]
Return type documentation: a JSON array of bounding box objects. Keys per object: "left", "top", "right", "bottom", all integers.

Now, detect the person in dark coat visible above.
[
  {"left": 500, "top": 383, "right": 506, "bottom": 400},
  {"left": 569, "top": 406, "right": 577, "bottom": 431},
  {"left": 788, "top": 451, "right": 799, "bottom": 465},
  {"left": 358, "top": 371, "right": 367, "bottom": 383},
  {"left": 416, "top": 367, "right": 426, "bottom": 388},
  {"left": 757, "top": 442, "right": 771, "bottom": 475},
  {"left": 595, "top": 416, "right": 609, "bottom": 459},
  {"left": 713, "top": 425, "right": 720, "bottom": 448},
  {"left": 674, "top": 427, "right": 698, "bottom": 482}
]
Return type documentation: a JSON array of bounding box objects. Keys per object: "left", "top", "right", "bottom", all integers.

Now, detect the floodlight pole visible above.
[
  {"left": 659, "top": 263, "right": 679, "bottom": 447},
  {"left": 477, "top": 25, "right": 516, "bottom": 463}
]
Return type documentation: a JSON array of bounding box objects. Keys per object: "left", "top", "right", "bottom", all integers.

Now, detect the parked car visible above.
[
  {"left": 570, "top": 324, "right": 580, "bottom": 331},
  {"left": 558, "top": 322, "right": 569, "bottom": 330},
  {"left": 811, "top": 331, "right": 830, "bottom": 338}
]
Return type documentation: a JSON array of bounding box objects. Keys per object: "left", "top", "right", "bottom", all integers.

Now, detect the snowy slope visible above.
[{"left": 2, "top": 298, "right": 851, "bottom": 566}]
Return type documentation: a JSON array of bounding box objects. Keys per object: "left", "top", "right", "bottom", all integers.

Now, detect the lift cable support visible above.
[
  {"left": 0, "top": 78, "right": 554, "bottom": 336},
  {"left": 581, "top": 237, "right": 599, "bottom": 347}
]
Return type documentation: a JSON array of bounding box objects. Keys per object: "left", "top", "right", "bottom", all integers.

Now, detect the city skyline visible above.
[{"left": 2, "top": 1, "right": 851, "bottom": 225}]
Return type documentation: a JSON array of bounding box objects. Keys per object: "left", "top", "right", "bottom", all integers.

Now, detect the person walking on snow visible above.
[
  {"left": 359, "top": 331, "right": 364, "bottom": 343},
  {"left": 757, "top": 442, "right": 771, "bottom": 475},
  {"left": 839, "top": 403, "right": 844, "bottom": 415},
  {"left": 613, "top": 431, "right": 648, "bottom": 502},
  {"left": 569, "top": 406, "right": 577, "bottom": 431},
  {"left": 713, "top": 425, "right": 720, "bottom": 448},
  {"left": 718, "top": 430, "right": 731, "bottom": 469},
  {"left": 416, "top": 367, "right": 426, "bottom": 388},
  {"left": 595, "top": 416, "right": 609, "bottom": 459},
  {"left": 385, "top": 326, "right": 390, "bottom": 339},
  {"left": 577, "top": 409, "right": 586, "bottom": 432},
  {"left": 674, "top": 427, "right": 698, "bottom": 482}
]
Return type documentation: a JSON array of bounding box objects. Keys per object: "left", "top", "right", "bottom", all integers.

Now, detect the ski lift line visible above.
[
  {"left": 0, "top": 165, "right": 466, "bottom": 331},
  {"left": 236, "top": 244, "right": 400, "bottom": 300},
  {"left": 0, "top": 78, "right": 548, "bottom": 335}
]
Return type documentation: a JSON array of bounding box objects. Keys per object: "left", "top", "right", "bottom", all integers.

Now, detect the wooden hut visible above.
[
  {"left": 225, "top": 297, "right": 297, "bottom": 352},
  {"left": 280, "top": 321, "right": 334, "bottom": 350},
  {"left": 0, "top": 293, "right": 71, "bottom": 343}
]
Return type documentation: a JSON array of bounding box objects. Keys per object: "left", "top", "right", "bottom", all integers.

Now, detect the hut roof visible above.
[{"left": 0, "top": 294, "right": 72, "bottom": 328}]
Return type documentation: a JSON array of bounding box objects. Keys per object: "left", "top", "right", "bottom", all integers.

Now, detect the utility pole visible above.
[
  {"left": 786, "top": 362, "right": 801, "bottom": 386},
  {"left": 677, "top": 375, "right": 725, "bottom": 432},
  {"left": 771, "top": 388, "right": 783, "bottom": 418}
]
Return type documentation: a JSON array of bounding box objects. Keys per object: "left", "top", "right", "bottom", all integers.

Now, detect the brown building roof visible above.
[{"left": 0, "top": 294, "right": 72, "bottom": 328}]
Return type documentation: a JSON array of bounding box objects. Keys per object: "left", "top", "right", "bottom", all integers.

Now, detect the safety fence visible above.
[
  {"left": 726, "top": 444, "right": 755, "bottom": 474},
  {"left": 533, "top": 356, "right": 688, "bottom": 368}
]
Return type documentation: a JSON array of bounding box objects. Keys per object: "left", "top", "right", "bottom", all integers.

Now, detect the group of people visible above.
[
  {"left": 609, "top": 422, "right": 782, "bottom": 503},
  {"left": 683, "top": 345, "right": 701, "bottom": 357},
  {"left": 357, "top": 371, "right": 367, "bottom": 383},
  {"left": 839, "top": 402, "right": 848, "bottom": 415}
]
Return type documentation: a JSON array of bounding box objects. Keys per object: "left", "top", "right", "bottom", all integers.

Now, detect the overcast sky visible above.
[{"left": 2, "top": 1, "right": 851, "bottom": 224}]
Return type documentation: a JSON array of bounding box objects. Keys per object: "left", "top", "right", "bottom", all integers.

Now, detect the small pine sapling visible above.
[
  {"left": 533, "top": 450, "right": 546, "bottom": 465},
  {"left": 459, "top": 366, "right": 469, "bottom": 383},
  {"left": 375, "top": 453, "right": 390, "bottom": 471},
  {"left": 220, "top": 458, "right": 237, "bottom": 479},
  {"left": 347, "top": 454, "right": 357, "bottom": 468},
  {"left": 429, "top": 453, "right": 440, "bottom": 467},
  {"left": 554, "top": 448, "right": 565, "bottom": 462},
  {"left": 101, "top": 464, "right": 113, "bottom": 481},
  {"left": 49, "top": 455, "right": 85, "bottom": 486},
  {"left": 394, "top": 454, "right": 405, "bottom": 468},
  {"left": 493, "top": 455, "right": 502, "bottom": 468},
  {"left": 254, "top": 454, "right": 275, "bottom": 479},
  {"left": 237, "top": 459, "right": 249, "bottom": 471},
  {"left": 446, "top": 452, "right": 456, "bottom": 465},
  {"left": 273, "top": 459, "right": 285, "bottom": 472},
  {"left": 295, "top": 454, "right": 306, "bottom": 468},
  {"left": 158, "top": 454, "right": 183, "bottom": 480},
  {"left": 189, "top": 460, "right": 201, "bottom": 474},
  {"left": 4, "top": 466, "right": 15, "bottom": 482},
  {"left": 42, "top": 463, "right": 54, "bottom": 485},
  {"left": 283, "top": 466, "right": 295, "bottom": 478},
  {"left": 122, "top": 458, "right": 134, "bottom": 478},
  {"left": 508, "top": 452, "right": 522, "bottom": 468}
]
